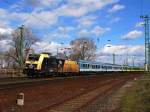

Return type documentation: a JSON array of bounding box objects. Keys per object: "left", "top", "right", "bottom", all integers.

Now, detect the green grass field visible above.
[{"left": 121, "top": 74, "right": 150, "bottom": 112}]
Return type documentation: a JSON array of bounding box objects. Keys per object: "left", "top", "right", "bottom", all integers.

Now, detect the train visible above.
[{"left": 23, "top": 53, "right": 144, "bottom": 77}]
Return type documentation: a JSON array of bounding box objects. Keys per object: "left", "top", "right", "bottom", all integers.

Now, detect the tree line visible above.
[{"left": 0, "top": 26, "right": 96, "bottom": 69}]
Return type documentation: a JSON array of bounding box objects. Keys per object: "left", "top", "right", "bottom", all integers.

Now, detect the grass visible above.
[{"left": 121, "top": 74, "right": 150, "bottom": 112}]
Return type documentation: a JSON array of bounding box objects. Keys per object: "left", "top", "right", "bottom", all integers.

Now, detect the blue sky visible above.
[{"left": 0, "top": 0, "right": 150, "bottom": 66}]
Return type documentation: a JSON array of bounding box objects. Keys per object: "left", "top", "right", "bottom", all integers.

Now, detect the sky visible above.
[{"left": 0, "top": 0, "right": 150, "bottom": 66}]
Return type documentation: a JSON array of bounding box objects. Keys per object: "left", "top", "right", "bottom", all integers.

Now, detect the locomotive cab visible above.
[{"left": 24, "top": 53, "right": 49, "bottom": 76}]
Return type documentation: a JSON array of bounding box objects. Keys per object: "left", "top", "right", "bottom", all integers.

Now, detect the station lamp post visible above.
[
  {"left": 107, "top": 40, "right": 115, "bottom": 64},
  {"left": 57, "top": 42, "right": 64, "bottom": 57},
  {"left": 82, "top": 41, "right": 88, "bottom": 60}
]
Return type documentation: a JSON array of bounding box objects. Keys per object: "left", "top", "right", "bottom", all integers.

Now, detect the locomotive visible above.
[
  {"left": 23, "top": 53, "right": 143, "bottom": 77},
  {"left": 24, "top": 53, "right": 79, "bottom": 77}
]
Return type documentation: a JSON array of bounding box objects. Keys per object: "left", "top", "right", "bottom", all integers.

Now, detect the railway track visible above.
[
  {"left": 0, "top": 73, "right": 142, "bottom": 112},
  {"left": 0, "top": 73, "right": 136, "bottom": 90},
  {"left": 0, "top": 72, "right": 129, "bottom": 90},
  {"left": 0, "top": 76, "right": 87, "bottom": 90},
  {"left": 42, "top": 75, "right": 134, "bottom": 112}
]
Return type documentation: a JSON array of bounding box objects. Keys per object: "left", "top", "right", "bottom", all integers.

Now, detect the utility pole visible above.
[
  {"left": 18, "top": 25, "right": 24, "bottom": 68},
  {"left": 56, "top": 48, "right": 58, "bottom": 57},
  {"left": 82, "top": 41, "right": 87, "bottom": 60},
  {"left": 132, "top": 56, "right": 135, "bottom": 70},
  {"left": 125, "top": 53, "right": 128, "bottom": 70},
  {"left": 113, "top": 53, "right": 115, "bottom": 64},
  {"left": 140, "top": 15, "right": 150, "bottom": 72}
]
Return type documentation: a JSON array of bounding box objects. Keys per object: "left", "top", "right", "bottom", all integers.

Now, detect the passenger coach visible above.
[{"left": 78, "top": 60, "right": 123, "bottom": 74}]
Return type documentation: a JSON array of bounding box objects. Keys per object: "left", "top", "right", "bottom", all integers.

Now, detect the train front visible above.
[{"left": 23, "top": 54, "right": 41, "bottom": 77}]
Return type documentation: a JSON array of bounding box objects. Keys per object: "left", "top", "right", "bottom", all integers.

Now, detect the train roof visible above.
[
  {"left": 103, "top": 63, "right": 122, "bottom": 66},
  {"left": 78, "top": 60, "right": 122, "bottom": 67},
  {"left": 78, "top": 60, "right": 103, "bottom": 65}
]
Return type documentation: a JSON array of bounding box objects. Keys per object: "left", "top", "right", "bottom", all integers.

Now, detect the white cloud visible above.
[
  {"left": 122, "top": 30, "right": 143, "bottom": 40},
  {"left": 78, "top": 16, "right": 97, "bottom": 27},
  {"left": 25, "top": 12, "right": 58, "bottom": 28},
  {"left": 0, "top": 8, "right": 58, "bottom": 29},
  {"left": 22, "top": 0, "right": 62, "bottom": 10},
  {"left": 108, "top": 4, "right": 125, "bottom": 13},
  {"left": 78, "top": 26, "right": 111, "bottom": 37},
  {"left": 8, "top": 11, "right": 58, "bottom": 28},
  {"left": 0, "top": 39, "right": 12, "bottom": 52},
  {"left": 102, "top": 44, "right": 126, "bottom": 55},
  {"left": 57, "top": 26, "right": 74, "bottom": 34},
  {"left": 42, "top": 33, "right": 70, "bottom": 43},
  {"left": 110, "top": 17, "right": 121, "bottom": 23},
  {"left": 0, "top": 8, "right": 10, "bottom": 27},
  {"left": 101, "top": 44, "right": 144, "bottom": 56},
  {"left": 78, "top": 29, "right": 89, "bottom": 37},
  {"left": 33, "top": 41, "right": 70, "bottom": 54},
  {"left": 62, "top": 0, "right": 119, "bottom": 17},
  {"left": 68, "top": 0, "right": 119, "bottom": 8},
  {"left": 0, "top": 28, "right": 13, "bottom": 35},
  {"left": 97, "top": 44, "right": 144, "bottom": 65},
  {"left": 0, "top": 0, "right": 119, "bottom": 29},
  {"left": 135, "top": 21, "right": 144, "bottom": 28},
  {"left": 57, "top": 5, "right": 88, "bottom": 17},
  {"left": 91, "top": 26, "right": 111, "bottom": 36}
]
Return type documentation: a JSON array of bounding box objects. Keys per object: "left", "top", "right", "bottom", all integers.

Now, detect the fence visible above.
[{"left": 0, "top": 69, "right": 25, "bottom": 77}]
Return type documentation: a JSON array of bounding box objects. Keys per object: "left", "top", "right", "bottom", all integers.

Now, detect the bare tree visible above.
[
  {"left": 6, "top": 26, "right": 38, "bottom": 68},
  {"left": 69, "top": 37, "right": 96, "bottom": 61},
  {"left": 0, "top": 34, "right": 8, "bottom": 40}
]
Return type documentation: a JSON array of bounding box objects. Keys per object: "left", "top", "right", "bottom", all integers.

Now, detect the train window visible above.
[
  {"left": 88, "top": 64, "right": 91, "bottom": 68},
  {"left": 87, "top": 64, "right": 89, "bottom": 68},
  {"left": 28, "top": 54, "right": 40, "bottom": 61},
  {"left": 96, "top": 65, "right": 98, "bottom": 69},
  {"left": 48, "top": 58, "right": 57, "bottom": 68},
  {"left": 85, "top": 64, "right": 87, "bottom": 68},
  {"left": 107, "top": 66, "right": 112, "bottom": 69},
  {"left": 85, "top": 64, "right": 88, "bottom": 69},
  {"left": 83, "top": 64, "right": 87, "bottom": 68},
  {"left": 80, "top": 63, "right": 83, "bottom": 67},
  {"left": 102, "top": 66, "right": 106, "bottom": 69},
  {"left": 93, "top": 65, "right": 96, "bottom": 69},
  {"left": 82, "top": 64, "right": 84, "bottom": 68},
  {"left": 79, "top": 63, "right": 83, "bottom": 67}
]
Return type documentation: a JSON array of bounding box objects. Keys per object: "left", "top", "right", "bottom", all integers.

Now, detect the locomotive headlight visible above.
[{"left": 29, "top": 64, "right": 33, "bottom": 69}]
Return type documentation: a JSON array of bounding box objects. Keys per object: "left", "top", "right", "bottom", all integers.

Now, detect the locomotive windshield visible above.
[
  {"left": 28, "top": 54, "right": 40, "bottom": 61},
  {"left": 48, "top": 58, "right": 58, "bottom": 67}
]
